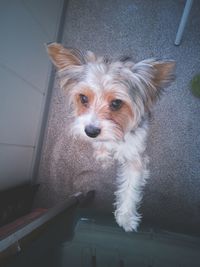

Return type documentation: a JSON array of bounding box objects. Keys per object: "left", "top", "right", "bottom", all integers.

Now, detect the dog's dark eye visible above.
[
  {"left": 79, "top": 94, "right": 88, "bottom": 105},
  {"left": 110, "top": 99, "right": 123, "bottom": 111}
]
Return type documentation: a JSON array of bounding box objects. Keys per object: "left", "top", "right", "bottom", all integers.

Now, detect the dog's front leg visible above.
[{"left": 114, "top": 157, "right": 148, "bottom": 232}]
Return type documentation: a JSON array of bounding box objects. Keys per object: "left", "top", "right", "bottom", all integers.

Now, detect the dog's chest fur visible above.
[{"left": 93, "top": 120, "right": 148, "bottom": 165}]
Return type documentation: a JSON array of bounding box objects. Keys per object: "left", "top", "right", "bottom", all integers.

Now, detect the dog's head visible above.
[{"left": 47, "top": 43, "right": 175, "bottom": 142}]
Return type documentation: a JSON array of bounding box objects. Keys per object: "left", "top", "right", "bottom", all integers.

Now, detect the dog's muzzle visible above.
[{"left": 85, "top": 125, "right": 101, "bottom": 138}]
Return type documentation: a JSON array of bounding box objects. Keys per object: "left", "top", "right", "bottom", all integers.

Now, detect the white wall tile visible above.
[
  {"left": 22, "top": 0, "right": 63, "bottom": 40},
  {"left": 0, "top": 145, "right": 33, "bottom": 189},
  {"left": 0, "top": 0, "right": 50, "bottom": 92},
  {"left": 0, "top": 66, "right": 43, "bottom": 146},
  {"left": 0, "top": 0, "right": 63, "bottom": 189}
]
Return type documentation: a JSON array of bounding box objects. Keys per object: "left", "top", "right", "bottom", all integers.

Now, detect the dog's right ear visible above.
[{"left": 46, "top": 43, "right": 84, "bottom": 70}]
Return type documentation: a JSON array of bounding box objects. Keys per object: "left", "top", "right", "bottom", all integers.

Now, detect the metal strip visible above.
[{"left": 0, "top": 192, "right": 82, "bottom": 252}]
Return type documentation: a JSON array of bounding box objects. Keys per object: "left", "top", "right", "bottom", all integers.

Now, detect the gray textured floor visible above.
[{"left": 36, "top": 0, "right": 200, "bottom": 235}]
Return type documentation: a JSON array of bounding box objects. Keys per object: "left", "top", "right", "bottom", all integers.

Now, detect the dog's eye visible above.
[
  {"left": 79, "top": 94, "right": 88, "bottom": 105},
  {"left": 110, "top": 99, "right": 123, "bottom": 111}
]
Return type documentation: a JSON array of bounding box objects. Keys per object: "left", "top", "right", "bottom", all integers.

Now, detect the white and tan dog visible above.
[{"left": 47, "top": 43, "right": 175, "bottom": 232}]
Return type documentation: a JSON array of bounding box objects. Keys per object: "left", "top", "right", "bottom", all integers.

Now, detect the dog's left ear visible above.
[
  {"left": 46, "top": 42, "right": 83, "bottom": 70},
  {"left": 150, "top": 60, "right": 176, "bottom": 89},
  {"left": 129, "top": 59, "right": 175, "bottom": 107}
]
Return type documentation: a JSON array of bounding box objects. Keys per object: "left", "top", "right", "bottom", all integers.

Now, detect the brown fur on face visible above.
[
  {"left": 101, "top": 92, "right": 133, "bottom": 134},
  {"left": 72, "top": 86, "right": 134, "bottom": 139},
  {"left": 74, "top": 87, "right": 95, "bottom": 116}
]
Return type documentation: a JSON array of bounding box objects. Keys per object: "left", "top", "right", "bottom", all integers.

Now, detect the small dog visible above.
[{"left": 47, "top": 43, "right": 175, "bottom": 232}]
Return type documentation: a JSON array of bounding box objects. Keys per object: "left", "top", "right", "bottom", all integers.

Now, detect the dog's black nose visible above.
[{"left": 85, "top": 125, "right": 101, "bottom": 138}]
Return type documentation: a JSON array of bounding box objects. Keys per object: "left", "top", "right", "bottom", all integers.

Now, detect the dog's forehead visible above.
[{"left": 83, "top": 60, "right": 126, "bottom": 91}]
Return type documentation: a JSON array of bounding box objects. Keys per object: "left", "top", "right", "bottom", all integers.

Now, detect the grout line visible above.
[
  {"left": 21, "top": 0, "right": 51, "bottom": 40},
  {"left": 0, "top": 142, "right": 35, "bottom": 149},
  {"left": 0, "top": 62, "right": 44, "bottom": 96}
]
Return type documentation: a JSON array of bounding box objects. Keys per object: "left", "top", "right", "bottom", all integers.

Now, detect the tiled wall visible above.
[{"left": 0, "top": 0, "right": 63, "bottom": 189}]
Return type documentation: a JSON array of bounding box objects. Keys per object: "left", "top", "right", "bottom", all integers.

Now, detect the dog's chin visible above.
[
  {"left": 90, "top": 137, "right": 114, "bottom": 143},
  {"left": 94, "top": 134, "right": 125, "bottom": 143},
  {"left": 72, "top": 132, "right": 123, "bottom": 143}
]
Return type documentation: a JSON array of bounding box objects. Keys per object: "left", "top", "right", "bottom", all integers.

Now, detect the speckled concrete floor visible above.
[{"left": 36, "top": 0, "right": 200, "bottom": 235}]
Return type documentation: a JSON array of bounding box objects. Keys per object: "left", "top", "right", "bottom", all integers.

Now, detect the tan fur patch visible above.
[
  {"left": 74, "top": 87, "right": 95, "bottom": 115},
  {"left": 47, "top": 43, "right": 82, "bottom": 70},
  {"left": 94, "top": 92, "right": 133, "bottom": 137},
  {"left": 103, "top": 92, "right": 133, "bottom": 132},
  {"left": 152, "top": 61, "right": 175, "bottom": 88}
]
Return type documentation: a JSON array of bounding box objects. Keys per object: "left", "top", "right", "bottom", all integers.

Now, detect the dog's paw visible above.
[{"left": 114, "top": 210, "right": 141, "bottom": 232}]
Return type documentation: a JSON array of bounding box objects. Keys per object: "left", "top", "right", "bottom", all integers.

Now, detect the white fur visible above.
[
  {"left": 115, "top": 160, "right": 149, "bottom": 231},
  {"left": 93, "top": 123, "right": 149, "bottom": 231},
  {"left": 71, "top": 113, "right": 149, "bottom": 231}
]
